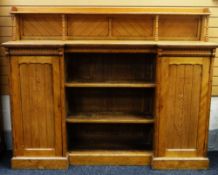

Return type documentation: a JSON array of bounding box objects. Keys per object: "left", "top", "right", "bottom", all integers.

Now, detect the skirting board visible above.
[
  {"left": 69, "top": 150, "right": 152, "bottom": 165},
  {"left": 12, "top": 157, "right": 69, "bottom": 169},
  {"left": 152, "top": 157, "right": 209, "bottom": 169}
]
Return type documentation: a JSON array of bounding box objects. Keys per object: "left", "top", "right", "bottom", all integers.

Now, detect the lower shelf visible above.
[
  {"left": 66, "top": 113, "right": 154, "bottom": 124},
  {"left": 69, "top": 150, "right": 152, "bottom": 165}
]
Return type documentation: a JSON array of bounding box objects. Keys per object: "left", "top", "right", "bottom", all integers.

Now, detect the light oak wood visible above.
[
  {"left": 65, "top": 82, "right": 156, "bottom": 88},
  {"left": 10, "top": 56, "right": 63, "bottom": 157},
  {"left": 154, "top": 56, "right": 211, "bottom": 168},
  {"left": 20, "top": 14, "right": 62, "bottom": 40},
  {"left": 69, "top": 150, "right": 152, "bottom": 165},
  {"left": 12, "top": 14, "right": 19, "bottom": 40},
  {"left": 152, "top": 157, "right": 209, "bottom": 170},
  {"left": 2, "top": 7, "right": 218, "bottom": 170},
  {"left": 8, "top": 7, "right": 210, "bottom": 41},
  {"left": 159, "top": 16, "right": 201, "bottom": 40},
  {"left": 2, "top": 2, "right": 218, "bottom": 97},
  {"left": 111, "top": 15, "right": 153, "bottom": 39},
  {"left": 67, "top": 15, "right": 109, "bottom": 38},
  {"left": 12, "top": 157, "right": 68, "bottom": 169},
  {"left": 10, "top": 7, "right": 210, "bottom": 15},
  {"left": 66, "top": 114, "right": 154, "bottom": 124},
  {"left": 3, "top": 40, "right": 218, "bottom": 48}
]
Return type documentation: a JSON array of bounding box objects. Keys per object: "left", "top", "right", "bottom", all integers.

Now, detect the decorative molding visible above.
[
  {"left": 8, "top": 48, "right": 63, "bottom": 56},
  {"left": 158, "top": 48, "right": 214, "bottom": 57},
  {"left": 65, "top": 45, "right": 156, "bottom": 53},
  {"left": 5, "top": 46, "right": 215, "bottom": 57}
]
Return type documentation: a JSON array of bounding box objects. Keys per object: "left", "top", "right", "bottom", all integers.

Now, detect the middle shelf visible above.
[
  {"left": 65, "top": 82, "right": 156, "bottom": 88},
  {"left": 66, "top": 113, "right": 154, "bottom": 124}
]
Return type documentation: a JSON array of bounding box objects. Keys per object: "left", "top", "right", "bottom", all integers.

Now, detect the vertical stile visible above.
[
  {"left": 201, "top": 16, "right": 209, "bottom": 42},
  {"left": 200, "top": 17, "right": 205, "bottom": 41},
  {"left": 108, "top": 17, "right": 112, "bottom": 38},
  {"left": 205, "top": 16, "right": 209, "bottom": 42},
  {"left": 154, "top": 15, "right": 159, "bottom": 41},
  {"left": 203, "top": 49, "right": 215, "bottom": 154},
  {"left": 197, "top": 18, "right": 202, "bottom": 41},
  {"left": 62, "top": 14, "right": 67, "bottom": 40},
  {"left": 60, "top": 51, "right": 67, "bottom": 156},
  {"left": 12, "top": 14, "right": 16, "bottom": 40},
  {"left": 12, "top": 15, "right": 20, "bottom": 40}
]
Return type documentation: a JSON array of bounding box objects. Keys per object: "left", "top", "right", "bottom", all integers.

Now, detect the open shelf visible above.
[
  {"left": 66, "top": 88, "right": 154, "bottom": 118},
  {"left": 67, "top": 123, "right": 153, "bottom": 151},
  {"left": 66, "top": 113, "right": 154, "bottom": 124},
  {"left": 65, "top": 52, "right": 156, "bottom": 163},
  {"left": 65, "top": 82, "right": 156, "bottom": 88},
  {"left": 65, "top": 53, "right": 156, "bottom": 84}
]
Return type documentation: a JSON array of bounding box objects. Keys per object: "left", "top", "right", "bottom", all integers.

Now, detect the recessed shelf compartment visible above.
[
  {"left": 67, "top": 123, "right": 153, "bottom": 151},
  {"left": 65, "top": 53, "right": 156, "bottom": 84},
  {"left": 66, "top": 88, "right": 154, "bottom": 119},
  {"left": 64, "top": 52, "right": 156, "bottom": 164}
]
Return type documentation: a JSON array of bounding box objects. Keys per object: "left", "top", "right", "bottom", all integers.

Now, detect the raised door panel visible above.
[
  {"left": 157, "top": 57, "right": 210, "bottom": 157},
  {"left": 11, "top": 56, "right": 62, "bottom": 156}
]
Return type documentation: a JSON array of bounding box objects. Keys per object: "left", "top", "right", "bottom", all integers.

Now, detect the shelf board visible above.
[
  {"left": 66, "top": 114, "right": 154, "bottom": 124},
  {"left": 65, "top": 82, "right": 156, "bottom": 88},
  {"left": 68, "top": 150, "right": 153, "bottom": 165}
]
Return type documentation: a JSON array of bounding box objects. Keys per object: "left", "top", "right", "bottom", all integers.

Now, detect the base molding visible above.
[
  {"left": 12, "top": 156, "right": 69, "bottom": 169},
  {"left": 152, "top": 157, "right": 209, "bottom": 169},
  {"left": 69, "top": 150, "right": 152, "bottom": 165}
]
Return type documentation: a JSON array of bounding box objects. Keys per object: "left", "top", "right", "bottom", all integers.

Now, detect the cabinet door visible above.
[
  {"left": 11, "top": 56, "right": 62, "bottom": 157},
  {"left": 156, "top": 57, "right": 211, "bottom": 158}
]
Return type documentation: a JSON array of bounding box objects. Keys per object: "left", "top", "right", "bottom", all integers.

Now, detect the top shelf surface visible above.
[
  {"left": 10, "top": 7, "right": 210, "bottom": 15},
  {"left": 3, "top": 40, "right": 218, "bottom": 48}
]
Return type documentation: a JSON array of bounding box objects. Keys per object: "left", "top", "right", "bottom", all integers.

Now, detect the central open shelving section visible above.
[{"left": 64, "top": 52, "right": 156, "bottom": 164}]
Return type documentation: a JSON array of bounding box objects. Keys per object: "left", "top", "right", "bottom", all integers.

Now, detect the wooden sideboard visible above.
[{"left": 2, "top": 7, "right": 218, "bottom": 170}]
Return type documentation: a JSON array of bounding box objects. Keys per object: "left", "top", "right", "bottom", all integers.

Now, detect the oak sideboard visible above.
[{"left": 2, "top": 6, "right": 218, "bottom": 170}]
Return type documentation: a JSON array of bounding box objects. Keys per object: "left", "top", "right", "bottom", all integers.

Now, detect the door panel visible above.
[
  {"left": 156, "top": 57, "right": 210, "bottom": 157},
  {"left": 11, "top": 56, "right": 62, "bottom": 156}
]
